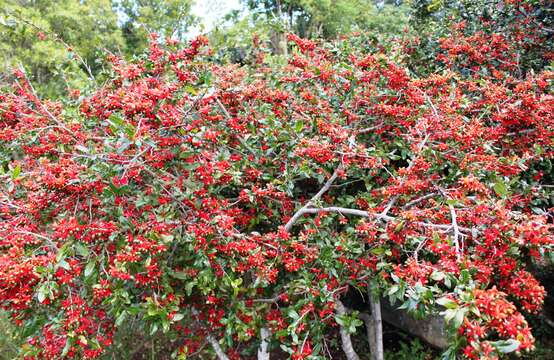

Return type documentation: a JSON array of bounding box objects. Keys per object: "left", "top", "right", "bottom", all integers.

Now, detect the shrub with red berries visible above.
[{"left": 0, "top": 2, "right": 553, "bottom": 359}]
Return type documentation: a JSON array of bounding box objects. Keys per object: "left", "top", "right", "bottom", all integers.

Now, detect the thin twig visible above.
[
  {"left": 438, "top": 188, "right": 461, "bottom": 260},
  {"left": 215, "top": 97, "right": 256, "bottom": 155}
]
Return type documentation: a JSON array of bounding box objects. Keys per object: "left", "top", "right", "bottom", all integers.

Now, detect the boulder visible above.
[{"left": 381, "top": 298, "right": 449, "bottom": 349}]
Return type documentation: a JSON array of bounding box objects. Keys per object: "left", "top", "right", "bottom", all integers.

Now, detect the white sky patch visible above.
[{"left": 188, "top": 0, "right": 242, "bottom": 38}]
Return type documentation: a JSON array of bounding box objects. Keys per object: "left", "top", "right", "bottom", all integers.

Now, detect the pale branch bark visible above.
[
  {"left": 369, "top": 295, "right": 384, "bottom": 360},
  {"left": 285, "top": 129, "right": 431, "bottom": 232},
  {"left": 283, "top": 165, "right": 365, "bottom": 360},
  {"left": 284, "top": 165, "right": 343, "bottom": 231},
  {"left": 378, "top": 195, "right": 399, "bottom": 221},
  {"left": 413, "top": 238, "right": 428, "bottom": 263},
  {"left": 207, "top": 335, "right": 230, "bottom": 360},
  {"left": 438, "top": 188, "right": 462, "bottom": 260},
  {"left": 335, "top": 300, "right": 361, "bottom": 360},
  {"left": 215, "top": 97, "right": 232, "bottom": 119},
  {"left": 288, "top": 205, "right": 473, "bottom": 233},
  {"left": 356, "top": 122, "right": 385, "bottom": 134},
  {"left": 16, "top": 67, "right": 75, "bottom": 136},
  {"left": 253, "top": 297, "right": 280, "bottom": 303},
  {"left": 257, "top": 327, "right": 271, "bottom": 360},
  {"left": 447, "top": 202, "right": 461, "bottom": 260},
  {"left": 299, "top": 206, "right": 392, "bottom": 220},
  {"left": 358, "top": 313, "right": 377, "bottom": 357},
  {"left": 402, "top": 192, "right": 438, "bottom": 209}
]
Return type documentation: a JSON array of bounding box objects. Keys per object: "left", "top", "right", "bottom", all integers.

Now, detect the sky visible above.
[{"left": 189, "top": 0, "right": 243, "bottom": 37}]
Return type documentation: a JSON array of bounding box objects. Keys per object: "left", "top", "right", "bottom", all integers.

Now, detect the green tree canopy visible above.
[
  {"left": 0, "top": 0, "right": 125, "bottom": 96},
  {"left": 114, "top": 0, "right": 197, "bottom": 53},
  {"left": 244, "top": 0, "right": 408, "bottom": 39}
]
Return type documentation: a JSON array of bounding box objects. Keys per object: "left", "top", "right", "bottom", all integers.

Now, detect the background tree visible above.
[
  {"left": 228, "top": 0, "right": 408, "bottom": 56},
  {"left": 0, "top": 0, "right": 124, "bottom": 97},
  {"left": 114, "top": 0, "right": 197, "bottom": 54}
]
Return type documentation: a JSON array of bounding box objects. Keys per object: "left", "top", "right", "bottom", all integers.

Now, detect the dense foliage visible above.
[
  {"left": 0, "top": 0, "right": 553, "bottom": 359},
  {"left": 0, "top": 0, "right": 197, "bottom": 98},
  {"left": 0, "top": 0, "right": 124, "bottom": 97}
]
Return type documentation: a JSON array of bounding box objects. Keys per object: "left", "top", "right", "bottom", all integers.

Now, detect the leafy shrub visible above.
[{"left": 0, "top": 2, "right": 552, "bottom": 358}]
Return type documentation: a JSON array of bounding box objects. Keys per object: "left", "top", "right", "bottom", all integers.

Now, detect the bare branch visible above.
[
  {"left": 215, "top": 97, "right": 256, "bottom": 155},
  {"left": 358, "top": 312, "right": 376, "bottom": 356},
  {"left": 356, "top": 122, "right": 385, "bottom": 134},
  {"left": 289, "top": 205, "right": 473, "bottom": 234},
  {"left": 413, "top": 238, "right": 428, "bottom": 263},
  {"left": 253, "top": 297, "right": 280, "bottom": 304},
  {"left": 448, "top": 203, "right": 461, "bottom": 260},
  {"left": 335, "top": 300, "right": 361, "bottom": 360},
  {"left": 377, "top": 133, "right": 430, "bottom": 220},
  {"left": 402, "top": 192, "right": 438, "bottom": 209},
  {"left": 438, "top": 188, "right": 461, "bottom": 260},
  {"left": 191, "top": 308, "right": 230, "bottom": 360},
  {"left": 16, "top": 67, "right": 75, "bottom": 136},
  {"left": 207, "top": 335, "right": 230, "bottom": 360},
  {"left": 284, "top": 165, "right": 343, "bottom": 231}
]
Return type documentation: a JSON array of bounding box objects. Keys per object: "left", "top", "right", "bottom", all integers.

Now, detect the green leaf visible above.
[
  {"left": 387, "top": 285, "right": 399, "bottom": 295},
  {"left": 493, "top": 179, "right": 508, "bottom": 197},
  {"left": 172, "top": 271, "right": 188, "bottom": 280},
  {"left": 84, "top": 261, "right": 95, "bottom": 277},
  {"left": 460, "top": 269, "right": 470, "bottom": 283},
  {"left": 115, "top": 311, "right": 127, "bottom": 327},
  {"left": 61, "top": 338, "right": 71, "bottom": 357},
  {"left": 288, "top": 309, "right": 300, "bottom": 320},
  {"left": 294, "top": 120, "right": 303, "bottom": 133},
  {"left": 75, "top": 243, "right": 90, "bottom": 257},
  {"left": 12, "top": 164, "right": 21, "bottom": 180},
  {"left": 371, "top": 247, "right": 385, "bottom": 255},
  {"left": 172, "top": 313, "right": 184, "bottom": 322},
  {"left": 58, "top": 259, "right": 71, "bottom": 270},
  {"left": 160, "top": 234, "right": 174, "bottom": 243},
  {"left": 185, "top": 281, "right": 195, "bottom": 296},
  {"left": 394, "top": 221, "right": 405, "bottom": 232},
  {"left": 453, "top": 308, "right": 465, "bottom": 328},
  {"left": 431, "top": 271, "right": 445, "bottom": 281},
  {"left": 37, "top": 290, "right": 46, "bottom": 303},
  {"left": 436, "top": 297, "right": 458, "bottom": 309},
  {"left": 491, "top": 339, "right": 520, "bottom": 354}
]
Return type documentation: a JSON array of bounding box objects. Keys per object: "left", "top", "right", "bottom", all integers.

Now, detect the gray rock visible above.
[{"left": 381, "top": 298, "right": 449, "bottom": 349}]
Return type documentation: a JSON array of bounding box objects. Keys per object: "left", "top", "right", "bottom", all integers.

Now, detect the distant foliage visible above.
[{"left": 0, "top": 0, "right": 125, "bottom": 97}]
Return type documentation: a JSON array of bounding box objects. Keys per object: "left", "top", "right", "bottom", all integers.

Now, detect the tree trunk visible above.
[
  {"left": 358, "top": 313, "right": 377, "bottom": 357},
  {"left": 257, "top": 327, "right": 270, "bottom": 360},
  {"left": 367, "top": 283, "right": 385, "bottom": 360},
  {"left": 335, "top": 300, "right": 361, "bottom": 360},
  {"left": 369, "top": 285, "right": 384, "bottom": 360}
]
